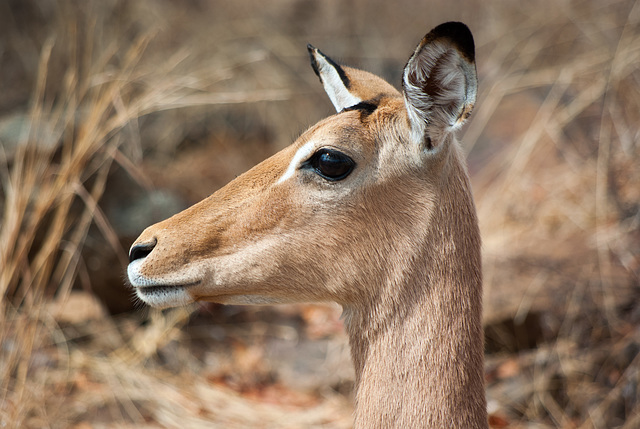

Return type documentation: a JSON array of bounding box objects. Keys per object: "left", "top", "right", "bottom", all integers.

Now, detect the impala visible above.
[{"left": 128, "top": 22, "right": 487, "bottom": 428}]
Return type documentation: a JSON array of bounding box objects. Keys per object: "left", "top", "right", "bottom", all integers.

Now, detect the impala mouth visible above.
[
  {"left": 136, "top": 283, "right": 199, "bottom": 296},
  {"left": 135, "top": 280, "right": 201, "bottom": 291}
]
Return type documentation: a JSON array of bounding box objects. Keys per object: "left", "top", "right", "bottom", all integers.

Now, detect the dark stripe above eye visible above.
[{"left": 342, "top": 101, "right": 378, "bottom": 116}]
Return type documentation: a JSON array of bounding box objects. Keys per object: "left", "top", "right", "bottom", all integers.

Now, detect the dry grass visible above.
[
  {"left": 1, "top": 0, "right": 639, "bottom": 427},
  {"left": 469, "top": 1, "right": 640, "bottom": 426}
]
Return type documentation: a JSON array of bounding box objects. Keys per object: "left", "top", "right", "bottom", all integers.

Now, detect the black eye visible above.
[{"left": 307, "top": 148, "right": 355, "bottom": 181}]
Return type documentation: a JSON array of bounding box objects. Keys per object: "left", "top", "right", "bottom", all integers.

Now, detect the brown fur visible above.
[{"left": 128, "top": 22, "right": 487, "bottom": 428}]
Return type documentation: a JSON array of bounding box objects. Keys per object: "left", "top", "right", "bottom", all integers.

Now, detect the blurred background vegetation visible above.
[{"left": 1, "top": 0, "right": 639, "bottom": 427}]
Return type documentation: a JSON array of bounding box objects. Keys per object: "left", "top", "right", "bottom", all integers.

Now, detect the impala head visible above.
[{"left": 127, "top": 22, "right": 478, "bottom": 310}]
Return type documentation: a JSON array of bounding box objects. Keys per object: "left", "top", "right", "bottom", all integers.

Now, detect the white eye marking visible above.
[{"left": 276, "top": 140, "right": 317, "bottom": 184}]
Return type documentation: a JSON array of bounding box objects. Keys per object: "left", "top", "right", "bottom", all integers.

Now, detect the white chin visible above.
[
  {"left": 134, "top": 285, "right": 194, "bottom": 309},
  {"left": 128, "top": 260, "right": 198, "bottom": 308}
]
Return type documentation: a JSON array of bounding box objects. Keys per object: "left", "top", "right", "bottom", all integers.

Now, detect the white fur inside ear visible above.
[
  {"left": 403, "top": 40, "right": 477, "bottom": 146},
  {"left": 315, "top": 55, "right": 362, "bottom": 112}
]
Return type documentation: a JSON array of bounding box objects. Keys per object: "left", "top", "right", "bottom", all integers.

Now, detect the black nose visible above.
[{"left": 129, "top": 239, "right": 157, "bottom": 263}]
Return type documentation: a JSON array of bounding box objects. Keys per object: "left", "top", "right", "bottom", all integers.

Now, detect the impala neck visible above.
[{"left": 343, "top": 158, "right": 487, "bottom": 428}]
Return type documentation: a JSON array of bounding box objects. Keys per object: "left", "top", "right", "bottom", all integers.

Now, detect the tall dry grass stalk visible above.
[
  {"left": 0, "top": 24, "right": 153, "bottom": 429},
  {"left": 0, "top": 2, "right": 289, "bottom": 426}
]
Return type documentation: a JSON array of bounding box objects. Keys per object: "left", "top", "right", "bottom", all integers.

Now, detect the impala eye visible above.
[{"left": 307, "top": 148, "right": 355, "bottom": 181}]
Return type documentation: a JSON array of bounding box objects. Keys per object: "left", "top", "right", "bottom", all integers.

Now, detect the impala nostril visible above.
[{"left": 129, "top": 238, "right": 157, "bottom": 263}]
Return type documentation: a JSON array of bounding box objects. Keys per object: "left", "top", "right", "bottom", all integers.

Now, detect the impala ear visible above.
[
  {"left": 308, "top": 45, "right": 362, "bottom": 112},
  {"left": 402, "top": 22, "right": 477, "bottom": 149}
]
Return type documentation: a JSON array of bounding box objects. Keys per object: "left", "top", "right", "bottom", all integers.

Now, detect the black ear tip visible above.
[
  {"left": 428, "top": 21, "right": 475, "bottom": 62},
  {"left": 307, "top": 44, "right": 321, "bottom": 78}
]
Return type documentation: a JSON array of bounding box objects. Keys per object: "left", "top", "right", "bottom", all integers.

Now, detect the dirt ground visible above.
[{"left": 1, "top": 0, "right": 639, "bottom": 427}]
